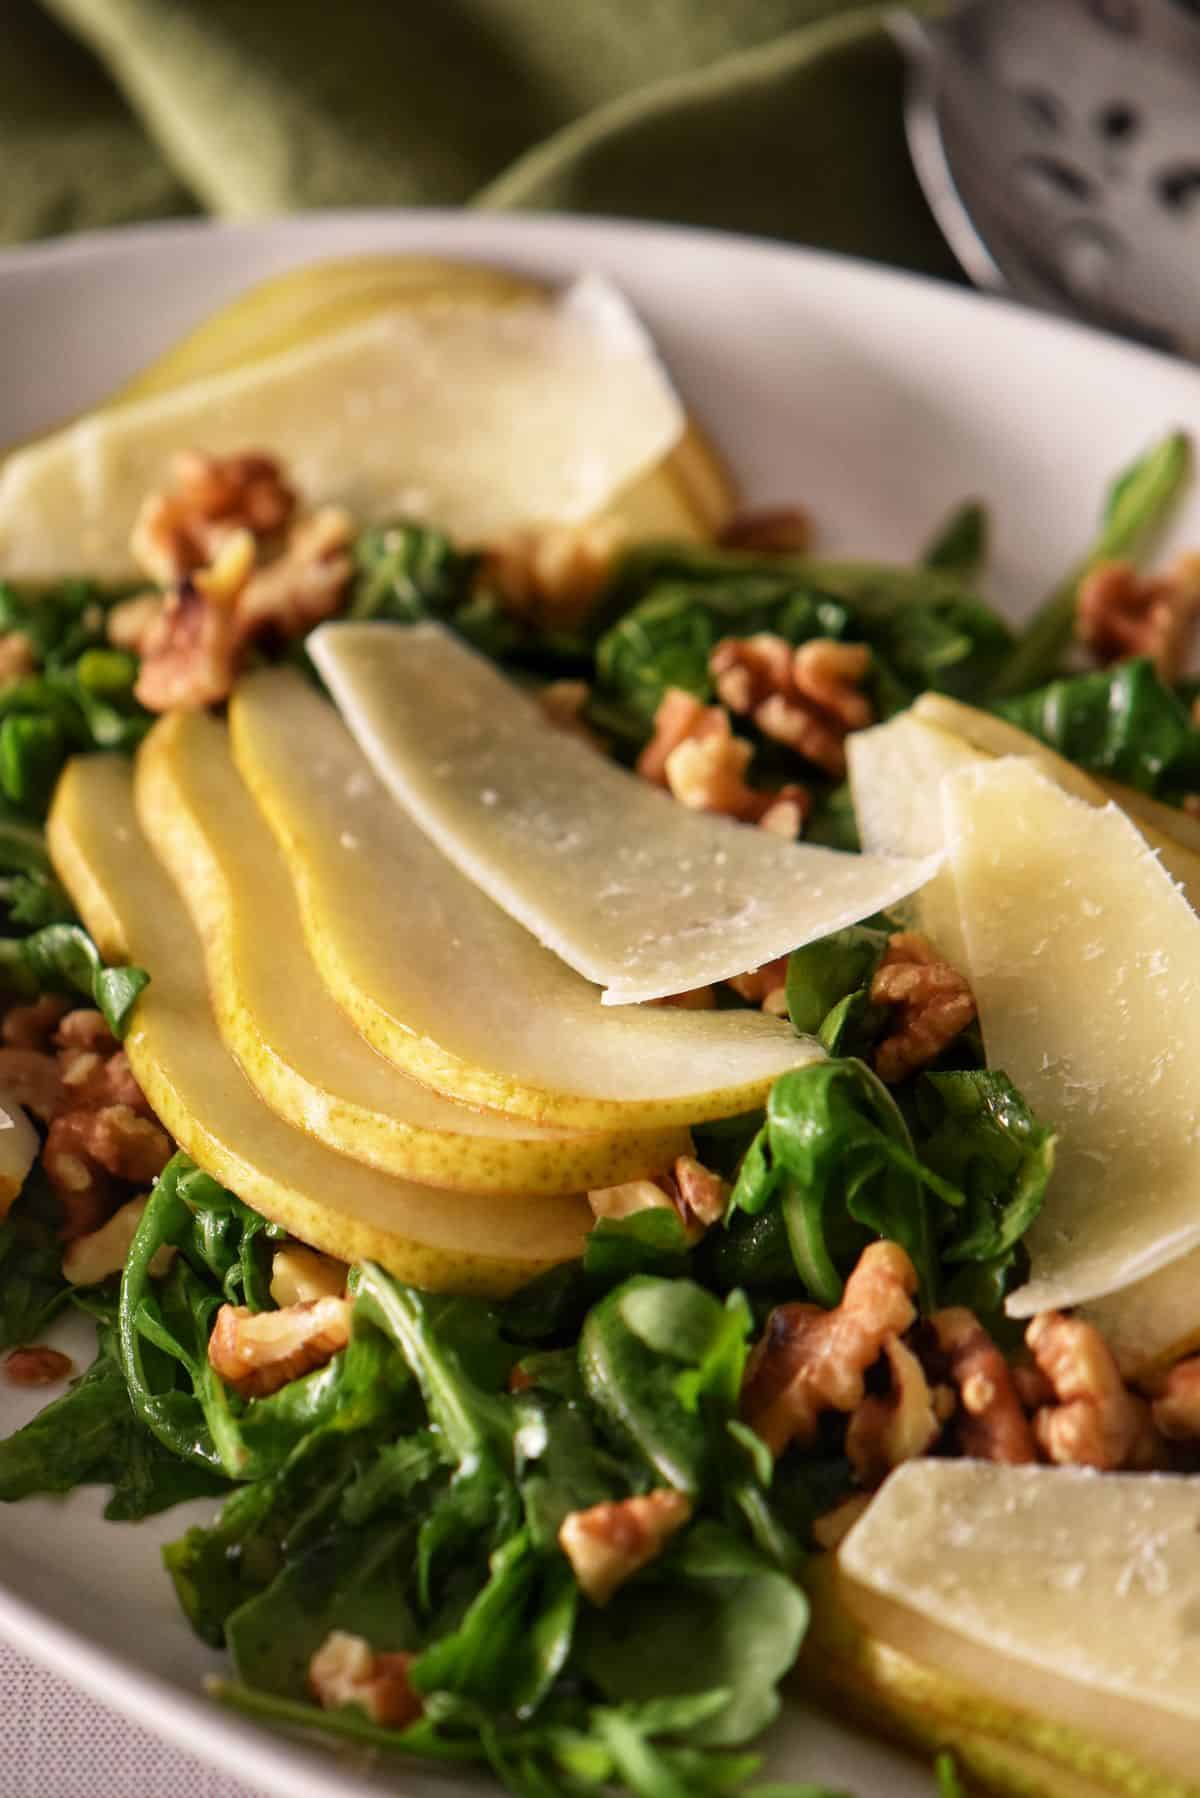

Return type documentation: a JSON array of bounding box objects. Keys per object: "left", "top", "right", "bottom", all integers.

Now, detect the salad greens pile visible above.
[{"left": 0, "top": 427, "right": 1191, "bottom": 1797}]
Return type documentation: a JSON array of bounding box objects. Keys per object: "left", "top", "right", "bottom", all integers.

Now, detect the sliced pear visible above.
[
  {"left": 136, "top": 709, "right": 687, "bottom": 1192},
  {"left": 101, "top": 254, "right": 733, "bottom": 544},
  {"left": 310, "top": 621, "right": 941, "bottom": 1006},
  {"left": 941, "top": 758, "right": 1200, "bottom": 1316},
  {"left": 229, "top": 668, "right": 822, "bottom": 1129},
  {"left": 47, "top": 756, "right": 591, "bottom": 1297},
  {"left": 813, "top": 1459, "right": 1200, "bottom": 1794},
  {"left": 0, "top": 274, "right": 686, "bottom": 580},
  {"left": 912, "top": 692, "right": 1200, "bottom": 903},
  {"left": 0, "top": 1090, "right": 38, "bottom": 1220}
]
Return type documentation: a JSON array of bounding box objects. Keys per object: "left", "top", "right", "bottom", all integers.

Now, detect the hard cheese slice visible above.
[
  {"left": 309, "top": 621, "right": 941, "bottom": 1006},
  {"left": 48, "top": 756, "right": 591, "bottom": 1296},
  {"left": 135, "top": 708, "right": 686, "bottom": 1193},
  {"left": 837, "top": 1459, "right": 1200, "bottom": 1785},
  {"left": 230, "top": 668, "right": 823, "bottom": 1130},
  {"left": 0, "top": 275, "right": 684, "bottom": 579},
  {"left": 942, "top": 757, "right": 1200, "bottom": 1315}
]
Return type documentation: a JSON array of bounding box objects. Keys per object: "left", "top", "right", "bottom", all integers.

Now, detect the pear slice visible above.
[
  {"left": 0, "top": 1090, "right": 38, "bottom": 1220},
  {"left": 229, "top": 668, "right": 822, "bottom": 1129},
  {"left": 47, "top": 755, "right": 591, "bottom": 1296},
  {"left": 941, "top": 758, "right": 1200, "bottom": 1317},
  {"left": 814, "top": 1459, "right": 1200, "bottom": 1793},
  {"left": 310, "top": 621, "right": 941, "bottom": 1005},
  {"left": 135, "top": 709, "right": 687, "bottom": 1192},
  {"left": 0, "top": 274, "right": 686, "bottom": 580},
  {"left": 101, "top": 254, "right": 733, "bottom": 544}
]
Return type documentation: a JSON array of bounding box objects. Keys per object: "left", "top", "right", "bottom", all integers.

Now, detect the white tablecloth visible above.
[{"left": 2, "top": 1641, "right": 262, "bottom": 1798}]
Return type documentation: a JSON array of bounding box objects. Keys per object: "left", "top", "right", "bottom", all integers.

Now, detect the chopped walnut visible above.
[
  {"left": 134, "top": 578, "right": 241, "bottom": 713},
  {"left": 757, "top": 787, "right": 811, "bottom": 839},
  {"left": 2, "top": 994, "right": 70, "bottom": 1052},
  {"left": 1076, "top": 553, "right": 1200, "bottom": 682},
  {"left": 719, "top": 506, "right": 812, "bottom": 556},
  {"left": 43, "top": 1105, "right": 171, "bottom": 1239},
  {"left": 637, "top": 694, "right": 808, "bottom": 833},
  {"left": 55, "top": 1009, "right": 116, "bottom": 1054},
  {"left": 741, "top": 1241, "right": 919, "bottom": 1456},
  {"left": 929, "top": 1308, "right": 1036, "bottom": 1464},
  {"left": 235, "top": 507, "right": 353, "bottom": 643},
  {"left": 558, "top": 1489, "right": 692, "bottom": 1605},
  {"left": 308, "top": 1631, "right": 422, "bottom": 1729},
  {"left": 711, "top": 634, "right": 873, "bottom": 779},
  {"left": 483, "top": 519, "right": 623, "bottom": 631},
  {"left": 870, "top": 932, "right": 977, "bottom": 1085},
  {"left": 652, "top": 985, "right": 717, "bottom": 1010},
  {"left": 1151, "top": 1358, "right": 1200, "bottom": 1440},
  {"left": 106, "top": 592, "right": 166, "bottom": 655},
  {"left": 130, "top": 450, "right": 295, "bottom": 585},
  {"left": 62, "top": 1194, "right": 174, "bottom": 1287},
  {"left": 845, "top": 1335, "right": 941, "bottom": 1487},
  {"left": 538, "top": 679, "right": 607, "bottom": 751},
  {"left": 1026, "top": 1311, "right": 1164, "bottom": 1471},
  {"left": 727, "top": 955, "right": 790, "bottom": 1010},
  {"left": 208, "top": 1295, "right": 353, "bottom": 1399},
  {"left": 269, "top": 1244, "right": 348, "bottom": 1308},
  {"left": 0, "top": 1050, "right": 65, "bottom": 1124},
  {"left": 811, "top": 1493, "right": 871, "bottom": 1550},
  {"left": 0, "top": 632, "right": 35, "bottom": 690},
  {"left": 588, "top": 1153, "right": 729, "bottom": 1239},
  {"left": 3, "top": 1346, "right": 73, "bottom": 1387},
  {"left": 637, "top": 689, "right": 725, "bottom": 788}
]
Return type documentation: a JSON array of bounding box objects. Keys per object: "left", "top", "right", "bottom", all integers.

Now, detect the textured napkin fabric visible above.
[{"left": 3, "top": 0, "right": 958, "bottom": 278}]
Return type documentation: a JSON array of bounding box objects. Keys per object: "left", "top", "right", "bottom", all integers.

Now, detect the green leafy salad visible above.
[{"left": 0, "top": 422, "right": 1195, "bottom": 1798}]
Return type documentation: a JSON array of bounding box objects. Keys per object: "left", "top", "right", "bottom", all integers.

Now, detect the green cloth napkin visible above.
[{"left": 3, "top": 0, "right": 958, "bottom": 279}]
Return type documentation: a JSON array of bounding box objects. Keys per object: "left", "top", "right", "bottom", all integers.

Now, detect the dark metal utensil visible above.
[{"left": 892, "top": 0, "right": 1200, "bottom": 356}]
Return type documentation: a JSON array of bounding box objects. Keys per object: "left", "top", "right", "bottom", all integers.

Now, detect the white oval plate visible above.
[{"left": 2, "top": 211, "right": 1199, "bottom": 1798}]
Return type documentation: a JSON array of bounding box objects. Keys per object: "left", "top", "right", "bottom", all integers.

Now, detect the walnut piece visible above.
[
  {"left": 719, "top": 506, "right": 812, "bottom": 555},
  {"left": 711, "top": 634, "right": 873, "bottom": 778},
  {"left": 130, "top": 450, "right": 295, "bottom": 585},
  {"left": 637, "top": 688, "right": 807, "bottom": 831},
  {"left": 1076, "top": 553, "right": 1200, "bottom": 682},
  {"left": 726, "top": 955, "right": 790, "bottom": 1010},
  {"left": 870, "top": 931, "right": 977, "bottom": 1084},
  {"left": 844, "top": 1335, "right": 941, "bottom": 1487},
  {"left": 0, "top": 1048, "right": 66, "bottom": 1124},
  {"left": 3, "top": 1346, "right": 73, "bottom": 1386},
  {"left": 106, "top": 592, "right": 166, "bottom": 655},
  {"left": 134, "top": 578, "right": 241, "bottom": 713},
  {"left": 2, "top": 994, "right": 70, "bottom": 1052},
  {"left": 235, "top": 506, "right": 353, "bottom": 643},
  {"left": 0, "top": 632, "right": 35, "bottom": 690},
  {"left": 1150, "top": 1357, "right": 1200, "bottom": 1440},
  {"left": 741, "top": 1241, "right": 919, "bottom": 1456},
  {"left": 208, "top": 1295, "right": 353, "bottom": 1399},
  {"left": 558, "top": 1489, "right": 692, "bottom": 1605},
  {"left": 811, "top": 1493, "right": 872, "bottom": 1550},
  {"left": 43, "top": 1104, "right": 172, "bottom": 1240},
  {"left": 588, "top": 1153, "right": 729, "bottom": 1239},
  {"left": 308, "top": 1631, "right": 422, "bottom": 1729},
  {"left": 62, "top": 1194, "right": 175, "bottom": 1287},
  {"left": 483, "top": 519, "right": 623, "bottom": 631},
  {"left": 269, "top": 1244, "right": 348, "bottom": 1308},
  {"left": 538, "top": 679, "right": 607, "bottom": 751},
  {"left": 652, "top": 984, "right": 717, "bottom": 1010},
  {"left": 1026, "top": 1311, "right": 1164, "bottom": 1470},
  {"left": 929, "top": 1307, "right": 1036, "bottom": 1463}
]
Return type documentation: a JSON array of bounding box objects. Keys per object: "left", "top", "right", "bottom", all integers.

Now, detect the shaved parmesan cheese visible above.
[
  {"left": 838, "top": 1459, "right": 1200, "bottom": 1781},
  {"left": 941, "top": 758, "right": 1200, "bottom": 1316},
  {"left": 0, "top": 276, "right": 684, "bottom": 579},
  {"left": 309, "top": 622, "right": 940, "bottom": 1006}
]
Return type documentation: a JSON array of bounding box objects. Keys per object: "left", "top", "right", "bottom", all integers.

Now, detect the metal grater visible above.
[{"left": 892, "top": 0, "right": 1200, "bottom": 356}]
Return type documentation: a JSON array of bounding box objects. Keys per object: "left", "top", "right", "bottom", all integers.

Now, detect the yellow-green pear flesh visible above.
[
  {"left": 819, "top": 1460, "right": 1200, "bottom": 1794},
  {"left": 0, "top": 274, "right": 686, "bottom": 580},
  {"left": 942, "top": 758, "right": 1200, "bottom": 1317},
  {"left": 135, "top": 709, "right": 687, "bottom": 1193},
  {"left": 229, "top": 668, "right": 823, "bottom": 1130},
  {"left": 310, "top": 621, "right": 942, "bottom": 1006},
  {"left": 47, "top": 756, "right": 591, "bottom": 1296},
  {"left": 911, "top": 691, "right": 1200, "bottom": 904},
  {"left": 0, "top": 1090, "right": 38, "bottom": 1220}
]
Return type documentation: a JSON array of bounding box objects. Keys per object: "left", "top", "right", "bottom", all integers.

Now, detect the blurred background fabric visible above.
[{"left": 3, "top": 0, "right": 957, "bottom": 275}]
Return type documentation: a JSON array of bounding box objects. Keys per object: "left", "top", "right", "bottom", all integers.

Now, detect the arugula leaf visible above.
[
  {"left": 989, "top": 431, "right": 1191, "bottom": 698},
  {"left": 730, "top": 1061, "right": 942, "bottom": 1310},
  {"left": 922, "top": 501, "right": 988, "bottom": 582},
  {"left": 912, "top": 1070, "right": 1055, "bottom": 1267},
  {"left": 995, "top": 656, "right": 1200, "bottom": 797},
  {"left": 580, "top": 1524, "right": 809, "bottom": 1747},
  {"left": 350, "top": 522, "right": 475, "bottom": 624},
  {"left": 0, "top": 921, "right": 149, "bottom": 1039},
  {"left": 0, "top": 1177, "right": 71, "bottom": 1353},
  {"left": 784, "top": 926, "right": 888, "bottom": 1038}
]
